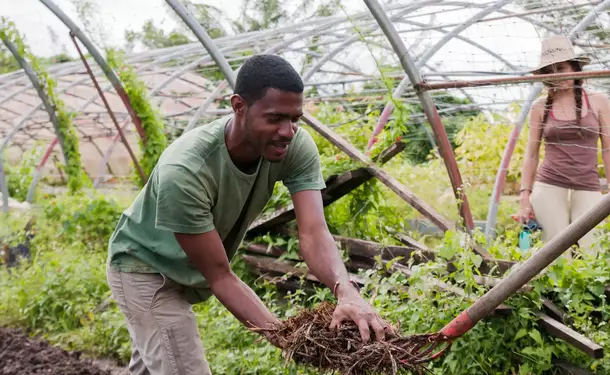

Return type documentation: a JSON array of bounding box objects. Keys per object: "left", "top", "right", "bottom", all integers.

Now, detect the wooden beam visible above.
[
  {"left": 242, "top": 253, "right": 366, "bottom": 286},
  {"left": 396, "top": 233, "right": 430, "bottom": 253},
  {"left": 301, "top": 114, "right": 457, "bottom": 235},
  {"left": 331, "top": 235, "right": 514, "bottom": 275},
  {"left": 552, "top": 360, "right": 594, "bottom": 375},
  {"left": 248, "top": 141, "right": 405, "bottom": 235},
  {"left": 536, "top": 312, "right": 604, "bottom": 359}
]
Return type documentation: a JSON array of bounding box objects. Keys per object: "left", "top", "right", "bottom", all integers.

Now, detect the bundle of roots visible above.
[{"left": 261, "top": 302, "right": 440, "bottom": 375}]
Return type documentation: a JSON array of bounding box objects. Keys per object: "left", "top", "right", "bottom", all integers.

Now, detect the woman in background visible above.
[{"left": 518, "top": 35, "right": 610, "bottom": 256}]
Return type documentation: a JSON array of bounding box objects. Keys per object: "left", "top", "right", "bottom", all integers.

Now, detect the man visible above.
[{"left": 106, "top": 54, "right": 389, "bottom": 375}]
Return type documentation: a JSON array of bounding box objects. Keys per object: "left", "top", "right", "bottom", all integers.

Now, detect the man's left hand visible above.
[{"left": 329, "top": 284, "right": 390, "bottom": 344}]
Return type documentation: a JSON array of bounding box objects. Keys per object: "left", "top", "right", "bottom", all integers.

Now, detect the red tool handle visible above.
[{"left": 441, "top": 191, "right": 610, "bottom": 339}]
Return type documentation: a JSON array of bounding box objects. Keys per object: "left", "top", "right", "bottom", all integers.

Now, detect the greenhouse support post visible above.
[
  {"left": 363, "top": 0, "right": 475, "bottom": 231},
  {"left": 69, "top": 32, "right": 147, "bottom": 186},
  {"left": 38, "top": 0, "right": 148, "bottom": 146},
  {"left": 26, "top": 138, "right": 59, "bottom": 203}
]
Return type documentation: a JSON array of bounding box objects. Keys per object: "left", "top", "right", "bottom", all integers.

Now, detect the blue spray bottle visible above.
[{"left": 519, "top": 219, "right": 540, "bottom": 252}]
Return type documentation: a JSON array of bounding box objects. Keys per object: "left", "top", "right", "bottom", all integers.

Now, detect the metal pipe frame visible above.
[
  {"left": 70, "top": 32, "right": 147, "bottom": 186},
  {"left": 38, "top": 0, "right": 149, "bottom": 145},
  {"left": 364, "top": 0, "right": 479, "bottom": 231},
  {"left": 484, "top": 0, "right": 610, "bottom": 242},
  {"left": 0, "top": 34, "right": 74, "bottom": 206}
]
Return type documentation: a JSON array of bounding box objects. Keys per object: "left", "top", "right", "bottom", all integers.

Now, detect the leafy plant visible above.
[
  {"left": 106, "top": 48, "right": 168, "bottom": 186},
  {"left": 1, "top": 17, "right": 89, "bottom": 195}
]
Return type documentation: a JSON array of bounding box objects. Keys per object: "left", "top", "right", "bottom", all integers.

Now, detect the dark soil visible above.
[{"left": 0, "top": 327, "right": 112, "bottom": 375}]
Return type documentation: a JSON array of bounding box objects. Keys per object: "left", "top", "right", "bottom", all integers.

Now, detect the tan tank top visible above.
[{"left": 536, "top": 91, "right": 601, "bottom": 191}]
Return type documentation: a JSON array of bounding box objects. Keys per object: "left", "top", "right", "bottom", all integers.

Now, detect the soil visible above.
[{"left": 0, "top": 327, "right": 113, "bottom": 375}]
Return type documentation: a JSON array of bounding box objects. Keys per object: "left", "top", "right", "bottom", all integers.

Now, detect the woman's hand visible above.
[{"left": 518, "top": 191, "right": 534, "bottom": 224}]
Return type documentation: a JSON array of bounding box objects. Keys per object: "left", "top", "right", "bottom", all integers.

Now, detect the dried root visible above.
[{"left": 257, "top": 302, "right": 440, "bottom": 375}]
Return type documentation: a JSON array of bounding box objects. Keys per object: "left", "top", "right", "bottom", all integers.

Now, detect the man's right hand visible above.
[{"left": 518, "top": 191, "right": 534, "bottom": 224}]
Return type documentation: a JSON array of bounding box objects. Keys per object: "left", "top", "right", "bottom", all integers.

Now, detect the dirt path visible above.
[{"left": 0, "top": 328, "right": 114, "bottom": 375}]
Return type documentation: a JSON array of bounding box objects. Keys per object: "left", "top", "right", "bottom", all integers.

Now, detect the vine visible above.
[
  {"left": 0, "top": 17, "right": 89, "bottom": 194},
  {"left": 106, "top": 48, "right": 167, "bottom": 187}
]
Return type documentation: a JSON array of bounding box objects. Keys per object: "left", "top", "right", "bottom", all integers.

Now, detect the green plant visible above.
[
  {"left": 42, "top": 193, "right": 124, "bottom": 249},
  {"left": 3, "top": 146, "right": 43, "bottom": 201},
  {"left": 106, "top": 48, "right": 168, "bottom": 186},
  {"left": 0, "top": 17, "right": 89, "bottom": 194}
]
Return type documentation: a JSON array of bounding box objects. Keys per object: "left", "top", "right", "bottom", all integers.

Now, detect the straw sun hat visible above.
[{"left": 530, "top": 35, "right": 591, "bottom": 74}]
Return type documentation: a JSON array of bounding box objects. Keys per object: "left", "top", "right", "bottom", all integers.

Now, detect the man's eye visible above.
[
  {"left": 268, "top": 117, "right": 281, "bottom": 123},
  {"left": 292, "top": 116, "right": 302, "bottom": 123}
]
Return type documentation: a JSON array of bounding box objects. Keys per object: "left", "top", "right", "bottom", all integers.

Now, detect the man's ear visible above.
[{"left": 230, "top": 94, "right": 247, "bottom": 116}]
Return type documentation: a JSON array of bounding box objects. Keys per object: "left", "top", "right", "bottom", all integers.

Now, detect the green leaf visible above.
[
  {"left": 514, "top": 328, "right": 528, "bottom": 340},
  {"left": 529, "top": 330, "right": 543, "bottom": 345},
  {"left": 438, "top": 244, "right": 456, "bottom": 260}
]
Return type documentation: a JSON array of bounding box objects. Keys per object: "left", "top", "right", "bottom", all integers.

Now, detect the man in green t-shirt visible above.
[{"left": 106, "top": 54, "right": 389, "bottom": 375}]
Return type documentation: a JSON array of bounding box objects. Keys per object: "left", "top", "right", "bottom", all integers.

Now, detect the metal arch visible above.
[
  {"left": 484, "top": 0, "right": 610, "bottom": 242},
  {"left": 178, "top": 0, "right": 432, "bottom": 129},
  {"left": 91, "top": 40, "right": 279, "bottom": 186},
  {"left": 0, "top": 37, "right": 72, "bottom": 200},
  {"left": 362, "top": 0, "right": 575, "bottom": 151},
  {"left": 29, "top": 41, "right": 245, "bottom": 188},
  {"left": 367, "top": 0, "right": 513, "bottom": 149},
  {"left": 179, "top": 8, "right": 386, "bottom": 133},
  {"left": 301, "top": 1, "right": 438, "bottom": 81},
  {"left": 39, "top": 0, "right": 148, "bottom": 145},
  {"left": 397, "top": 19, "right": 519, "bottom": 71},
  {"left": 363, "top": 0, "right": 476, "bottom": 231}
]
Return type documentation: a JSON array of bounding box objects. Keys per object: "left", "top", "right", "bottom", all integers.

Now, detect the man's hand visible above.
[{"left": 329, "top": 282, "right": 390, "bottom": 344}]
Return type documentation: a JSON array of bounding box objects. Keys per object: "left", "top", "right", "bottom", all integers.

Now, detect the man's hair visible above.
[{"left": 235, "top": 54, "right": 304, "bottom": 104}]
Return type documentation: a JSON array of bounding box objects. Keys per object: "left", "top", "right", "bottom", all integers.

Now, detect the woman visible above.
[{"left": 518, "top": 35, "right": 610, "bottom": 256}]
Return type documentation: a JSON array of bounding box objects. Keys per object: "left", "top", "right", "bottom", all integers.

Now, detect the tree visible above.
[
  {"left": 124, "top": 1, "right": 227, "bottom": 51},
  {"left": 232, "top": 0, "right": 342, "bottom": 33}
]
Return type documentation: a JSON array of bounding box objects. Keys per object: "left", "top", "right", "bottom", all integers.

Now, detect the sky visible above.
[{"left": 1, "top": 0, "right": 371, "bottom": 57}]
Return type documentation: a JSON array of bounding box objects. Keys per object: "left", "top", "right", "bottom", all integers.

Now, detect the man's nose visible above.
[{"left": 278, "top": 120, "right": 296, "bottom": 139}]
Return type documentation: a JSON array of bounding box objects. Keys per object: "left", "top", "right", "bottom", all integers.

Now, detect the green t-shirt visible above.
[{"left": 107, "top": 115, "right": 326, "bottom": 303}]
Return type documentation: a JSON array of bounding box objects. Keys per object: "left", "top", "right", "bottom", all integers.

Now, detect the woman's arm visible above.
[
  {"left": 593, "top": 94, "right": 610, "bottom": 180},
  {"left": 518, "top": 100, "right": 544, "bottom": 223}
]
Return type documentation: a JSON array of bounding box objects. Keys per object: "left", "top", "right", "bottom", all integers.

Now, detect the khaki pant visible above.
[
  {"left": 107, "top": 265, "right": 212, "bottom": 375},
  {"left": 531, "top": 181, "right": 603, "bottom": 256}
]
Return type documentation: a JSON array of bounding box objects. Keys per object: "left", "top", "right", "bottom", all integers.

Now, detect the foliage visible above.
[
  {"left": 41, "top": 193, "right": 123, "bottom": 249},
  {"left": 3, "top": 193, "right": 610, "bottom": 374},
  {"left": 453, "top": 109, "right": 529, "bottom": 186},
  {"left": 0, "top": 47, "right": 20, "bottom": 73},
  {"left": 106, "top": 48, "right": 168, "bottom": 186},
  {"left": 0, "top": 17, "right": 90, "bottom": 195},
  {"left": 3, "top": 145, "right": 44, "bottom": 201},
  {"left": 124, "top": 1, "right": 227, "bottom": 51}
]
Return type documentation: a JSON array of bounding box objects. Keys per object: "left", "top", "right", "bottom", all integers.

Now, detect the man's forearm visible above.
[
  {"left": 299, "top": 231, "right": 358, "bottom": 299},
  {"left": 210, "top": 272, "right": 278, "bottom": 329}
]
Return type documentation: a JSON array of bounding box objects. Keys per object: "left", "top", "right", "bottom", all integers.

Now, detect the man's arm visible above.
[
  {"left": 174, "top": 231, "right": 281, "bottom": 343},
  {"left": 174, "top": 231, "right": 277, "bottom": 330},
  {"left": 292, "top": 189, "right": 388, "bottom": 343},
  {"left": 154, "top": 164, "right": 280, "bottom": 345}
]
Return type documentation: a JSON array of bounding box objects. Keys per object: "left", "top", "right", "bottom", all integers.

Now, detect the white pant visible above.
[{"left": 530, "top": 181, "right": 603, "bottom": 257}]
